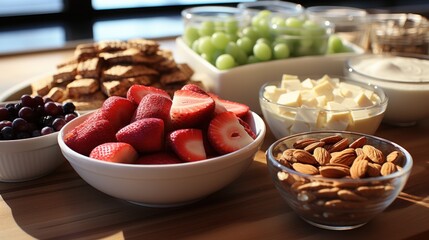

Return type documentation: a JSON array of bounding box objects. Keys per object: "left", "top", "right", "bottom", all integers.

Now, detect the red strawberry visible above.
[
  {"left": 64, "top": 119, "right": 117, "bottom": 156},
  {"left": 116, "top": 118, "right": 164, "bottom": 153},
  {"left": 126, "top": 84, "right": 170, "bottom": 104},
  {"left": 167, "top": 128, "right": 206, "bottom": 162},
  {"left": 208, "top": 111, "right": 254, "bottom": 155},
  {"left": 208, "top": 93, "right": 250, "bottom": 118},
  {"left": 181, "top": 83, "right": 208, "bottom": 95},
  {"left": 170, "top": 90, "right": 215, "bottom": 129},
  {"left": 89, "top": 142, "right": 138, "bottom": 164},
  {"left": 135, "top": 152, "right": 182, "bottom": 164},
  {"left": 101, "top": 96, "right": 136, "bottom": 131},
  {"left": 238, "top": 118, "right": 256, "bottom": 139},
  {"left": 132, "top": 94, "right": 172, "bottom": 126}
]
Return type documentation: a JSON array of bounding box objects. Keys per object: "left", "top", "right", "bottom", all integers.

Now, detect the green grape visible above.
[
  {"left": 199, "top": 21, "right": 215, "bottom": 36},
  {"left": 273, "top": 43, "right": 290, "bottom": 59},
  {"left": 211, "top": 32, "right": 229, "bottom": 50},
  {"left": 224, "top": 19, "right": 239, "bottom": 34},
  {"left": 303, "top": 20, "right": 326, "bottom": 36},
  {"left": 241, "top": 26, "right": 259, "bottom": 41},
  {"left": 235, "top": 48, "right": 248, "bottom": 65},
  {"left": 255, "top": 17, "right": 271, "bottom": 39},
  {"left": 227, "top": 33, "right": 238, "bottom": 42},
  {"left": 327, "top": 35, "right": 344, "bottom": 54},
  {"left": 271, "top": 16, "right": 286, "bottom": 28},
  {"left": 214, "top": 21, "right": 224, "bottom": 32},
  {"left": 237, "top": 37, "right": 254, "bottom": 54},
  {"left": 247, "top": 55, "right": 260, "bottom": 64},
  {"left": 198, "top": 36, "right": 216, "bottom": 55},
  {"left": 256, "top": 38, "right": 271, "bottom": 46},
  {"left": 253, "top": 42, "right": 272, "bottom": 61},
  {"left": 191, "top": 39, "right": 200, "bottom": 54},
  {"left": 215, "top": 54, "right": 236, "bottom": 70},
  {"left": 184, "top": 26, "right": 200, "bottom": 46},
  {"left": 285, "top": 17, "right": 304, "bottom": 28},
  {"left": 225, "top": 42, "right": 240, "bottom": 59},
  {"left": 257, "top": 10, "right": 272, "bottom": 18}
]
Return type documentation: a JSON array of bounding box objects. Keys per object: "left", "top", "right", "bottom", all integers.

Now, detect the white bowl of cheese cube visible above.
[{"left": 259, "top": 74, "right": 388, "bottom": 139}]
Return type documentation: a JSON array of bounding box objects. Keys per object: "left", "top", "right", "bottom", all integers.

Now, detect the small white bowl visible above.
[
  {"left": 345, "top": 53, "right": 429, "bottom": 126},
  {"left": 0, "top": 131, "right": 65, "bottom": 182},
  {"left": 58, "top": 111, "right": 266, "bottom": 207}
]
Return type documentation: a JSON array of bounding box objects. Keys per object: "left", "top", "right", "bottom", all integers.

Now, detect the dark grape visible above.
[
  {"left": 12, "top": 118, "right": 29, "bottom": 132},
  {"left": 18, "top": 106, "right": 35, "bottom": 121},
  {"left": 14, "top": 102, "right": 23, "bottom": 112},
  {"left": 42, "top": 115, "right": 55, "bottom": 127},
  {"left": 43, "top": 97, "right": 53, "bottom": 103},
  {"left": 41, "top": 126, "right": 54, "bottom": 135},
  {"left": 52, "top": 118, "right": 66, "bottom": 131},
  {"left": 33, "top": 95, "right": 44, "bottom": 107},
  {"left": 31, "top": 129, "right": 42, "bottom": 137},
  {"left": 6, "top": 105, "right": 17, "bottom": 118},
  {"left": 0, "top": 120, "right": 12, "bottom": 129},
  {"left": 62, "top": 102, "right": 76, "bottom": 114},
  {"left": 16, "top": 131, "right": 31, "bottom": 139},
  {"left": 65, "top": 113, "right": 77, "bottom": 122},
  {"left": 44, "top": 102, "right": 60, "bottom": 116},
  {"left": 0, "top": 107, "right": 9, "bottom": 120},
  {"left": 1, "top": 126, "right": 14, "bottom": 140},
  {"left": 20, "top": 94, "right": 34, "bottom": 108}
]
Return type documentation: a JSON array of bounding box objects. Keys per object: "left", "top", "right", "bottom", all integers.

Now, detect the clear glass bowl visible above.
[
  {"left": 266, "top": 131, "right": 413, "bottom": 230},
  {"left": 237, "top": 1, "right": 304, "bottom": 19},
  {"left": 305, "top": 6, "right": 369, "bottom": 49},
  {"left": 259, "top": 76, "right": 388, "bottom": 139}
]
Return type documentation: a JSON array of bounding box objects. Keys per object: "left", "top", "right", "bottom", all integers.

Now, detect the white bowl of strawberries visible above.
[{"left": 58, "top": 84, "right": 266, "bottom": 207}]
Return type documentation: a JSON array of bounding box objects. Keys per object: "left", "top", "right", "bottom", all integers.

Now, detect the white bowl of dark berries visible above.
[
  {"left": 0, "top": 94, "right": 78, "bottom": 182},
  {"left": 58, "top": 84, "right": 266, "bottom": 207}
]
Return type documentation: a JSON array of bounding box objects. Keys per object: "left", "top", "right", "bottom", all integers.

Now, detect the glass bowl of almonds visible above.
[{"left": 266, "top": 131, "right": 412, "bottom": 230}]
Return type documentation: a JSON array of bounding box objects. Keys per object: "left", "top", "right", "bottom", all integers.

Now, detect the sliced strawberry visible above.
[
  {"left": 64, "top": 119, "right": 117, "bottom": 156},
  {"left": 89, "top": 142, "right": 138, "bottom": 164},
  {"left": 167, "top": 128, "right": 206, "bottom": 162},
  {"left": 101, "top": 96, "right": 137, "bottom": 131},
  {"left": 170, "top": 90, "right": 215, "bottom": 129},
  {"left": 181, "top": 83, "right": 208, "bottom": 95},
  {"left": 135, "top": 152, "right": 182, "bottom": 165},
  {"left": 238, "top": 118, "right": 256, "bottom": 139},
  {"left": 116, "top": 118, "right": 164, "bottom": 153},
  {"left": 208, "top": 93, "right": 250, "bottom": 118},
  {"left": 208, "top": 111, "right": 254, "bottom": 155},
  {"left": 132, "top": 93, "right": 172, "bottom": 125},
  {"left": 127, "top": 84, "right": 170, "bottom": 104}
]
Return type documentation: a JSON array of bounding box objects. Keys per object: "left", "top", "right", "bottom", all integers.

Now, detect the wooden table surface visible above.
[{"left": 0, "top": 40, "right": 428, "bottom": 240}]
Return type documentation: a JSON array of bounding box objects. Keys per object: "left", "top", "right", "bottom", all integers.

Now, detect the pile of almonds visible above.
[{"left": 272, "top": 134, "right": 407, "bottom": 226}]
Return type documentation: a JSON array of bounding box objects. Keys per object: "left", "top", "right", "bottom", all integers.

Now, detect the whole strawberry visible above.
[
  {"left": 116, "top": 118, "right": 164, "bottom": 153},
  {"left": 101, "top": 96, "right": 136, "bottom": 131},
  {"left": 89, "top": 142, "right": 138, "bottom": 163}
]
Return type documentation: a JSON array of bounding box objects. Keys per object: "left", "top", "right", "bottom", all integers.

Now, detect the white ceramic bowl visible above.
[
  {"left": 176, "top": 37, "right": 364, "bottom": 114},
  {"left": 345, "top": 53, "right": 429, "bottom": 126},
  {"left": 58, "top": 111, "right": 266, "bottom": 207},
  {"left": 259, "top": 75, "right": 387, "bottom": 139},
  {"left": 0, "top": 131, "right": 65, "bottom": 182}
]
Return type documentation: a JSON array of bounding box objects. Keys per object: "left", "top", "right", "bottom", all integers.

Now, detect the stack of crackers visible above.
[{"left": 31, "top": 38, "right": 200, "bottom": 110}]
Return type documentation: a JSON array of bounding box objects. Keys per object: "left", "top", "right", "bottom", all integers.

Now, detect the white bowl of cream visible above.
[{"left": 345, "top": 54, "right": 429, "bottom": 126}]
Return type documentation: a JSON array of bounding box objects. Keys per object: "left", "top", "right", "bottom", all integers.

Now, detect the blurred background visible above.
[{"left": 0, "top": 0, "right": 428, "bottom": 55}]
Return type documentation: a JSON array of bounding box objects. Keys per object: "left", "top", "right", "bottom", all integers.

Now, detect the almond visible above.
[
  {"left": 355, "top": 147, "right": 365, "bottom": 156},
  {"left": 381, "top": 162, "right": 397, "bottom": 176},
  {"left": 350, "top": 159, "right": 369, "bottom": 179},
  {"left": 319, "top": 165, "right": 350, "bottom": 178},
  {"left": 326, "top": 138, "right": 349, "bottom": 153},
  {"left": 337, "top": 189, "right": 367, "bottom": 201},
  {"left": 349, "top": 136, "right": 367, "bottom": 148},
  {"left": 363, "top": 145, "right": 385, "bottom": 164},
  {"left": 293, "top": 149, "right": 318, "bottom": 165},
  {"left": 293, "top": 138, "right": 318, "bottom": 149},
  {"left": 313, "top": 147, "right": 331, "bottom": 165},
  {"left": 292, "top": 163, "right": 319, "bottom": 175},
  {"left": 320, "top": 134, "right": 343, "bottom": 144},
  {"left": 324, "top": 199, "right": 364, "bottom": 209},
  {"left": 367, "top": 163, "right": 382, "bottom": 177},
  {"left": 296, "top": 181, "right": 333, "bottom": 191},
  {"left": 280, "top": 149, "right": 296, "bottom": 163},
  {"left": 304, "top": 141, "right": 325, "bottom": 152},
  {"left": 314, "top": 187, "right": 340, "bottom": 198},
  {"left": 356, "top": 185, "right": 385, "bottom": 198},
  {"left": 386, "top": 150, "right": 403, "bottom": 165},
  {"left": 329, "top": 148, "right": 356, "bottom": 166}
]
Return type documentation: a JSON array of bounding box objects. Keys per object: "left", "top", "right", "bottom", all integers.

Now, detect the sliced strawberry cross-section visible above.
[
  {"left": 170, "top": 89, "right": 215, "bottom": 129},
  {"left": 208, "top": 93, "right": 250, "bottom": 118},
  {"left": 167, "top": 128, "right": 207, "bottom": 162},
  {"left": 89, "top": 142, "right": 138, "bottom": 164},
  {"left": 208, "top": 111, "right": 254, "bottom": 155}
]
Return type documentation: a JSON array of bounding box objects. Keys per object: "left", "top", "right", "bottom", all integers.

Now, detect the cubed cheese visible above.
[
  {"left": 326, "top": 111, "right": 352, "bottom": 130},
  {"left": 281, "top": 79, "right": 302, "bottom": 91},
  {"left": 354, "top": 92, "right": 374, "bottom": 107},
  {"left": 277, "top": 90, "right": 302, "bottom": 107}
]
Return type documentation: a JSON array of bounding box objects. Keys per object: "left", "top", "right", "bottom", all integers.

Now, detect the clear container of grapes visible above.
[
  {"left": 305, "top": 6, "right": 369, "bottom": 50},
  {"left": 181, "top": 6, "right": 246, "bottom": 46}
]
